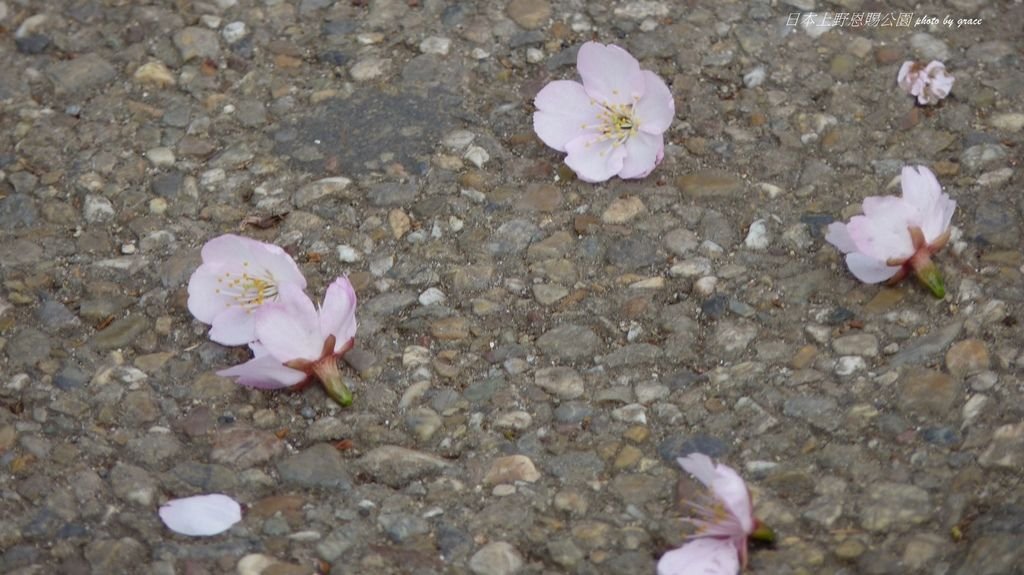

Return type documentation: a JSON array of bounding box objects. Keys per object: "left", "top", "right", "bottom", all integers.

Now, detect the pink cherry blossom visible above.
[
  {"left": 533, "top": 41, "right": 675, "bottom": 183},
  {"left": 897, "top": 60, "right": 954, "bottom": 105},
  {"left": 218, "top": 277, "right": 358, "bottom": 405},
  {"left": 658, "top": 454, "right": 773, "bottom": 574},
  {"left": 159, "top": 494, "right": 242, "bottom": 536},
  {"left": 187, "top": 234, "right": 306, "bottom": 346},
  {"left": 826, "top": 165, "right": 956, "bottom": 297}
]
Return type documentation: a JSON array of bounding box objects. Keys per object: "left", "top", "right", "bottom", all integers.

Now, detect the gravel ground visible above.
[{"left": 1, "top": 0, "right": 1023, "bottom": 574}]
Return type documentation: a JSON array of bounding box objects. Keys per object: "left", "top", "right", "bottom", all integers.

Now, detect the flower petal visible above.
[
  {"left": 207, "top": 306, "right": 258, "bottom": 346},
  {"left": 533, "top": 80, "right": 603, "bottom": 152},
  {"left": 319, "top": 277, "right": 358, "bottom": 350},
  {"left": 900, "top": 166, "right": 942, "bottom": 211},
  {"left": 846, "top": 210, "right": 916, "bottom": 262},
  {"left": 564, "top": 134, "right": 627, "bottom": 183},
  {"left": 897, "top": 61, "right": 914, "bottom": 91},
  {"left": 708, "top": 464, "right": 754, "bottom": 534},
  {"left": 577, "top": 42, "right": 645, "bottom": 106},
  {"left": 217, "top": 352, "right": 307, "bottom": 389},
  {"left": 618, "top": 131, "right": 664, "bottom": 179},
  {"left": 845, "top": 252, "right": 902, "bottom": 283},
  {"left": 636, "top": 70, "right": 675, "bottom": 135},
  {"left": 657, "top": 538, "right": 740, "bottom": 575},
  {"left": 187, "top": 264, "right": 233, "bottom": 324},
  {"left": 254, "top": 283, "right": 323, "bottom": 362},
  {"left": 159, "top": 494, "right": 242, "bottom": 537},
  {"left": 678, "top": 453, "right": 718, "bottom": 487},
  {"left": 825, "top": 222, "right": 858, "bottom": 254}
]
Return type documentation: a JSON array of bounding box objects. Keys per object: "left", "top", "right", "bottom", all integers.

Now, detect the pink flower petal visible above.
[
  {"left": 187, "top": 264, "right": 233, "bottom": 325},
  {"left": 657, "top": 538, "right": 740, "bottom": 575},
  {"left": 845, "top": 253, "right": 902, "bottom": 283},
  {"left": 900, "top": 165, "right": 942, "bottom": 209},
  {"left": 533, "top": 80, "right": 603, "bottom": 151},
  {"left": 159, "top": 494, "right": 242, "bottom": 537},
  {"left": 846, "top": 212, "right": 916, "bottom": 262},
  {"left": 577, "top": 42, "right": 645, "bottom": 106},
  {"left": 897, "top": 61, "right": 914, "bottom": 91},
  {"left": 564, "top": 134, "right": 627, "bottom": 183},
  {"left": 255, "top": 283, "right": 323, "bottom": 362},
  {"left": 678, "top": 454, "right": 753, "bottom": 535},
  {"left": 319, "top": 277, "right": 358, "bottom": 351},
  {"left": 216, "top": 351, "right": 307, "bottom": 389},
  {"left": 636, "top": 70, "right": 675, "bottom": 135},
  {"left": 206, "top": 306, "right": 258, "bottom": 346},
  {"left": 618, "top": 131, "right": 664, "bottom": 179},
  {"left": 825, "top": 222, "right": 858, "bottom": 254}
]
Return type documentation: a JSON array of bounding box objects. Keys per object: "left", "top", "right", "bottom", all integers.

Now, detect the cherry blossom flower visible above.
[
  {"left": 218, "top": 277, "right": 358, "bottom": 406},
  {"left": 159, "top": 494, "right": 242, "bottom": 536},
  {"left": 897, "top": 60, "right": 954, "bottom": 105},
  {"left": 533, "top": 41, "right": 675, "bottom": 183},
  {"left": 187, "top": 234, "right": 306, "bottom": 346},
  {"left": 826, "top": 165, "right": 956, "bottom": 298},
  {"left": 658, "top": 453, "right": 774, "bottom": 575}
]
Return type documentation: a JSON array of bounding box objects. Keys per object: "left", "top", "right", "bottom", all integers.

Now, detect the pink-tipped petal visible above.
[
  {"left": 845, "top": 253, "right": 902, "bottom": 283},
  {"left": 199, "top": 234, "right": 259, "bottom": 263},
  {"left": 635, "top": 70, "right": 675, "bottom": 135},
  {"left": 618, "top": 131, "right": 664, "bottom": 179},
  {"left": 657, "top": 538, "right": 741, "bottom": 575},
  {"left": 217, "top": 353, "right": 307, "bottom": 389},
  {"left": 254, "top": 283, "right": 323, "bottom": 362},
  {"left": 708, "top": 465, "right": 755, "bottom": 534},
  {"left": 251, "top": 243, "right": 307, "bottom": 290},
  {"left": 577, "top": 42, "right": 646, "bottom": 106},
  {"left": 159, "top": 494, "right": 242, "bottom": 537},
  {"left": 534, "top": 80, "right": 603, "bottom": 152},
  {"left": 564, "top": 134, "right": 627, "bottom": 183},
  {"left": 319, "top": 277, "right": 358, "bottom": 349},
  {"left": 825, "top": 222, "right": 858, "bottom": 254},
  {"left": 207, "top": 306, "right": 258, "bottom": 346}
]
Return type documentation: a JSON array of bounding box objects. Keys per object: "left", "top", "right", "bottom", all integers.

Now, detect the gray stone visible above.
[
  {"left": 367, "top": 182, "right": 418, "bottom": 207},
  {"left": 211, "top": 427, "right": 285, "bottom": 468},
  {"left": 356, "top": 446, "right": 450, "bottom": 488},
  {"left": 485, "top": 219, "right": 541, "bottom": 256},
  {"left": 46, "top": 54, "right": 116, "bottom": 95},
  {"left": 832, "top": 333, "right": 879, "bottom": 357},
  {"left": 174, "top": 26, "right": 220, "bottom": 61},
  {"left": 606, "top": 236, "right": 659, "bottom": 269},
  {"left": 110, "top": 463, "right": 157, "bottom": 506},
  {"left": 90, "top": 316, "right": 148, "bottom": 350},
  {"left": 859, "top": 482, "right": 931, "bottom": 532},
  {"left": 889, "top": 321, "right": 963, "bottom": 367},
  {"left": 978, "top": 422, "right": 1024, "bottom": 469},
  {"left": 6, "top": 328, "right": 51, "bottom": 368},
  {"left": 536, "top": 325, "right": 601, "bottom": 361},
  {"left": 534, "top": 367, "right": 585, "bottom": 399},
  {"left": 84, "top": 538, "right": 147, "bottom": 574},
  {"left": 378, "top": 513, "right": 430, "bottom": 543},
  {"left": 783, "top": 396, "right": 839, "bottom": 431},
  {"left": 469, "top": 541, "right": 524, "bottom": 575},
  {"left": 973, "top": 202, "right": 1021, "bottom": 249}
]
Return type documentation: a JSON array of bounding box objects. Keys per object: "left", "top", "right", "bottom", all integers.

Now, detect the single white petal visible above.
[
  {"left": 618, "top": 131, "right": 664, "bottom": 179},
  {"left": 207, "top": 306, "right": 258, "bottom": 346},
  {"left": 678, "top": 453, "right": 718, "bottom": 488},
  {"left": 825, "top": 222, "right": 858, "bottom": 254},
  {"left": 897, "top": 61, "right": 914, "bottom": 91},
  {"left": 635, "top": 70, "right": 675, "bottom": 135},
  {"left": 159, "top": 494, "right": 242, "bottom": 537},
  {"left": 217, "top": 352, "right": 307, "bottom": 389},
  {"left": 255, "top": 283, "right": 323, "bottom": 362},
  {"left": 187, "top": 264, "right": 233, "bottom": 324},
  {"left": 845, "top": 253, "right": 902, "bottom": 283},
  {"left": 564, "top": 134, "right": 627, "bottom": 183},
  {"left": 657, "top": 538, "right": 740, "bottom": 575},
  {"left": 319, "top": 277, "right": 358, "bottom": 348},
  {"left": 577, "top": 42, "right": 646, "bottom": 106},
  {"left": 533, "top": 80, "right": 604, "bottom": 152},
  {"left": 900, "top": 166, "right": 942, "bottom": 211}
]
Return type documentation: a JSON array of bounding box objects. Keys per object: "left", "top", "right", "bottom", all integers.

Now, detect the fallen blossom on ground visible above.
[
  {"left": 897, "top": 60, "right": 954, "bottom": 105},
  {"left": 218, "top": 277, "right": 358, "bottom": 406},
  {"left": 187, "top": 234, "right": 306, "bottom": 345},
  {"left": 159, "top": 494, "right": 242, "bottom": 537},
  {"left": 826, "top": 165, "right": 956, "bottom": 298},
  {"left": 658, "top": 453, "right": 773, "bottom": 575},
  {"left": 533, "top": 41, "right": 675, "bottom": 183}
]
